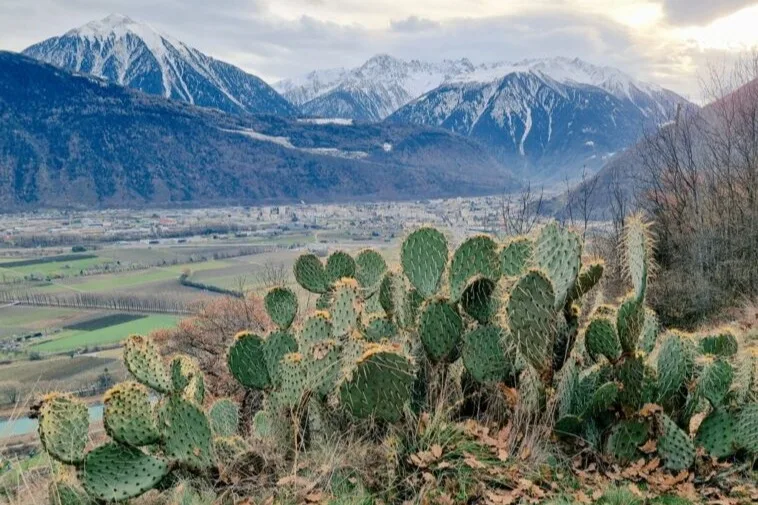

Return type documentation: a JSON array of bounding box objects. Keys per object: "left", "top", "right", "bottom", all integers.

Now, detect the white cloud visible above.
[{"left": 0, "top": 0, "right": 756, "bottom": 99}]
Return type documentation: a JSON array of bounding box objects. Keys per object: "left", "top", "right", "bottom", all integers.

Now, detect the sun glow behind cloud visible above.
[{"left": 677, "top": 5, "right": 758, "bottom": 50}]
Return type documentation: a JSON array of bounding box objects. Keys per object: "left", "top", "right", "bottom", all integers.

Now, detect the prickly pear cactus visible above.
[
  {"left": 736, "top": 403, "right": 758, "bottom": 453},
  {"left": 624, "top": 215, "right": 651, "bottom": 302},
  {"left": 38, "top": 393, "right": 89, "bottom": 464},
  {"left": 265, "top": 287, "right": 298, "bottom": 330},
  {"left": 228, "top": 331, "right": 271, "bottom": 390},
  {"left": 461, "top": 326, "right": 515, "bottom": 384},
  {"left": 355, "top": 249, "right": 387, "bottom": 295},
  {"left": 584, "top": 317, "right": 622, "bottom": 363},
  {"left": 418, "top": 298, "right": 463, "bottom": 363},
  {"left": 103, "top": 381, "right": 160, "bottom": 447},
  {"left": 604, "top": 420, "right": 649, "bottom": 463},
  {"left": 339, "top": 344, "right": 415, "bottom": 422},
  {"left": 80, "top": 442, "right": 169, "bottom": 502},
  {"left": 695, "top": 408, "right": 737, "bottom": 458},
  {"left": 331, "top": 279, "right": 361, "bottom": 336},
  {"left": 700, "top": 330, "right": 739, "bottom": 357},
  {"left": 401, "top": 227, "right": 448, "bottom": 299},
  {"left": 263, "top": 330, "right": 298, "bottom": 386},
  {"left": 449, "top": 235, "right": 501, "bottom": 302},
  {"left": 499, "top": 236, "right": 532, "bottom": 277},
  {"left": 124, "top": 335, "right": 172, "bottom": 393},
  {"left": 325, "top": 251, "right": 356, "bottom": 285},
  {"left": 533, "top": 222, "right": 582, "bottom": 309},
  {"left": 161, "top": 395, "right": 213, "bottom": 470},
  {"left": 656, "top": 413, "right": 695, "bottom": 470},
  {"left": 507, "top": 270, "right": 556, "bottom": 376},
  {"left": 656, "top": 332, "right": 693, "bottom": 403},
  {"left": 294, "top": 254, "right": 330, "bottom": 294},
  {"left": 460, "top": 276, "right": 498, "bottom": 324},
  {"left": 208, "top": 398, "right": 240, "bottom": 438}
]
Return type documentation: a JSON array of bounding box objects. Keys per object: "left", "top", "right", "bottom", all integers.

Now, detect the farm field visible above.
[{"left": 31, "top": 314, "right": 180, "bottom": 352}]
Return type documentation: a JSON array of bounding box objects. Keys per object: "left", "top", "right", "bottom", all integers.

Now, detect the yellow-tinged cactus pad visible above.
[
  {"left": 38, "top": 393, "right": 88, "bottom": 464},
  {"left": 103, "top": 381, "right": 160, "bottom": 447},
  {"left": 124, "top": 335, "right": 172, "bottom": 393}
]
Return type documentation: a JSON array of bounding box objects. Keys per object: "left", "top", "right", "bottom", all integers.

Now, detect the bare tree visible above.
[
  {"left": 500, "top": 182, "right": 544, "bottom": 236},
  {"left": 256, "top": 261, "right": 288, "bottom": 288}
]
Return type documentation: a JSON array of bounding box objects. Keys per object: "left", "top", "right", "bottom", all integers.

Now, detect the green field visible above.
[
  {"left": 0, "top": 355, "right": 119, "bottom": 383},
  {"left": 32, "top": 314, "right": 179, "bottom": 352},
  {"left": 0, "top": 256, "right": 110, "bottom": 278}
]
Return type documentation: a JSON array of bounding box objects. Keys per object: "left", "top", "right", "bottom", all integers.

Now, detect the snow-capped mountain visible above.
[
  {"left": 276, "top": 55, "right": 685, "bottom": 127},
  {"left": 23, "top": 14, "right": 297, "bottom": 116},
  {"left": 387, "top": 57, "right": 690, "bottom": 180},
  {"left": 275, "top": 54, "right": 476, "bottom": 121}
]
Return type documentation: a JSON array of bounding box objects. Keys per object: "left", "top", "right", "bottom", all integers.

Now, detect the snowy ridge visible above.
[
  {"left": 279, "top": 54, "right": 683, "bottom": 121},
  {"left": 23, "top": 14, "right": 297, "bottom": 116}
]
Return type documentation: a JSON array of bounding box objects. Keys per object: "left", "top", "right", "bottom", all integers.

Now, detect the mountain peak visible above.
[{"left": 24, "top": 17, "right": 298, "bottom": 117}]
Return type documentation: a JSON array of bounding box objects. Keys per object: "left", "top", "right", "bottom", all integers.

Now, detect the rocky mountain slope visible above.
[
  {"left": 0, "top": 52, "right": 514, "bottom": 210},
  {"left": 23, "top": 14, "right": 297, "bottom": 117}
]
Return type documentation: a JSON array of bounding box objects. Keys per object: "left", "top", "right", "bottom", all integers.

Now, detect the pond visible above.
[{"left": 0, "top": 404, "right": 103, "bottom": 438}]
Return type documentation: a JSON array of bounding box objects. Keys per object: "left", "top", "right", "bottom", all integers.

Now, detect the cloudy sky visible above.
[{"left": 1, "top": 0, "right": 757, "bottom": 99}]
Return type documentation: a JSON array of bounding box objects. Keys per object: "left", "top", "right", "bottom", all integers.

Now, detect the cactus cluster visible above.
[
  {"left": 228, "top": 224, "right": 602, "bottom": 450},
  {"left": 554, "top": 218, "right": 758, "bottom": 470},
  {"left": 37, "top": 219, "right": 758, "bottom": 504},
  {"left": 38, "top": 335, "right": 253, "bottom": 502}
]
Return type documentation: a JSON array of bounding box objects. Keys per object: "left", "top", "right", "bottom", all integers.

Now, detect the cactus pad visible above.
[
  {"left": 624, "top": 216, "right": 650, "bottom": 302},
  {"left": 264, "top": 287, "right": 298, "bottom": 330},
  {"left": 80, "top": 442, "right": 169, "bottom": 502},
  {"left": 332, "top": 280, "right": 361, "bottom": 336},
  {"left": 604, "top": 420, "right": 649, "bottom": 463},
  {"left": 184, "top": 374, "right": 205, "bottom": 405},
  {"left": 253, "top": 410, "right": 273, "bottom": 439},
  {"left": 294, "top": 254, "right": 329, "bottom": 294},
  {"left": 534, "top": 222, "right": 582, "bottom": 309},
  {"left": 697, "top": 359, "right": 733, "bottom": 406},
  {"left": 656, "top": 333, "right": 692, "bottom": 403},
  {"left": 325, "top": 251, "right": 356, "bottom": 284},
  {"left": 462, "top": 325, "right": 514, "bottom": 384},
  {"left": 208, "top": 398, "right": 239, "bottom": 437},
  {"left": 419, "top": 299, "right": 463, "bottom": 363},
  {"left": 555, "top": 415, "right": 583, "bottom": 436},
  {"left": 355, "top": 249, "right": 387, "bottom": 294},
  {"left": 307, "top": 339, "right": 341, "bottom": 399},
  {"left": 657, "top": 413, "right": 695, "bottom": 470},
  {"left": 617, "top": 296, "right": 645, "bottom": 353},
  {"left": 499, "top": 236, "right": 533, "bottom": 277},
  {"left": 339, "top": 345, "right": 415, "bottom": 422},
  {"left": 638, "top": 308, "right": 660, "bottom": 354},
  {"left": 365, "top": 315, "right": 398, "bottom": 342},
  {"left": 401, "top": 227, "right": 448, "bottom": 299},
  {"left": 695, "top": 408, "right": 737, "bottom": 458},
  {"left": 584, "top": 317, "right": 622, "bottom": 363},
  {"left": 449, "top": 235, "right": 501, "bottom": 301},
  {"left": 228, "top": 331, "right": 270, "bottom": 390},
  {"left": 617, "top": 356, "right": 646, "bottom": 410},
  {"left": 460, "top": 276, "right": 498, "bottom": 324},
  {"left": 587, "top": 382, "right": 620, "bottom": 416},
  {"left": 170, "top": 355, "right": 201, "bottom": 394},
  {"left": 124, "top": 335, "right": 171, "bottom": 393},
  {"left": 103, "top": 382, "right": 160, "bottom": 447},
  {"left": 298, "top": 312, "right": 333, "bottom": 351},
  {"left": 161, "top": 395, "right": 213, "bottom": 470},
  {"left": 275, "top": 353, "right": 309, "bottom": 409},
  {"left": 38, "top": 393, "right": 89, "bottom": 464},
  {"left": 263, "top": 330, "right": 298, "bottom": 386},
  {"left": 568, "top": 261, "right": 604, "bottom": 301},
  {"left": 506, "top": 270, "right": 556, "bottom": 375},
  {"left": 736, "top": 404, "right": 758, "bottom": 453},
  {"left": 700, "top": 331, "right": 739, "bottom": 357}
]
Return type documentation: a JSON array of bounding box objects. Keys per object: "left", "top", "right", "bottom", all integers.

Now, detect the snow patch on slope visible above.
[{"left": 223, "top": 128, "right": 369, "bottom": 160}]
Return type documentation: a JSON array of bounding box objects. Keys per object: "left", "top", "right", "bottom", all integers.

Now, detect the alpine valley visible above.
[{"left": 1, "top": 14, "right": 694, "bottom": 209}]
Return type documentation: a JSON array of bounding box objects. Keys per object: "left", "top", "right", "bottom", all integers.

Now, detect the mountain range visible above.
[
  {"left": 23, "top": 14, "right": 297, "bottom": 117},
  {"left": 0, "top": 51, "right": 513, "bottom": 210},
  {"left": 280, "top": 55, "right": 690, "bottom": 180},
  {"left": 2, "top": 14, "right": 699, "bottom": 210}
]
